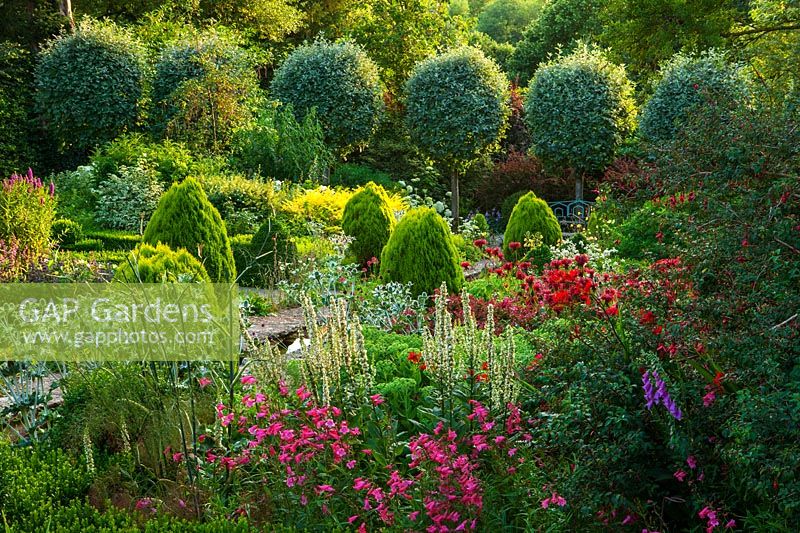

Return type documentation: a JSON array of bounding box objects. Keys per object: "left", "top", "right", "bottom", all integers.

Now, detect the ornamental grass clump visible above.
[
  {"left": 503, "top": 191, "right": 562, "bottom": 261},
  {"left": 113, "top": 242, "right": 210, "bottom": 283},
  {"left": 342, "top": 181, "right": 396, "bottom": 267},
  {"left": 143, "top": 177, "right": 235, "bottom": 282},
  {"left": 380, "top": 207, "right": 464, "bottom": 297},
  {"left": 0, "top": 169, "right": 56, "bottom": 260}
]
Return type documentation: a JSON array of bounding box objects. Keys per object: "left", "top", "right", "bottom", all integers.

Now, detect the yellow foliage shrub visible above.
[{"left": 280, "top": 186, "right": 407, "bottom": 232}]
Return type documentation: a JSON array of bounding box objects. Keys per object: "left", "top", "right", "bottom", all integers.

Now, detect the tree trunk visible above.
[
  {"left": 451, "top": 171, "right": 460, "bottom": 233},
  {"left": 59, "top": 0, "right": 75, "bottom": 31},
  {"left": 574, "top": 169, "right": 584, "bottom": 201}
]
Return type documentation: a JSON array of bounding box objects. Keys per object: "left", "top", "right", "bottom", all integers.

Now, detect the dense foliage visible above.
[
  {"left": 143, "top": 177, "right": 236, "bottom": 282},
  {"left": 114, "top": 242, "right": 210, "bottom": 282},
  {"left": 342, "top": 182, "right": 396, "bottom": 267},
  {"left": 380, "top": 207, "right": 464, "bottom": 296},
  {"left": 511, "top": 0, "right": 603, "bottom": 83},
  {"left": 241, "top": 216, "right": 296, "bottom": 286},
  {"left": 230, "top": 103, "right": 332, "bottom": 182},
  {"left": 270, "top": 40, "right": 384, "bottom": 154},
  {"left": 639, "top": 50, "right": 750, "bottom": 143},
  {"left": 0, "top": 169, "right": 56, "bottom": 260},
  {"left": 404, "top": 46, "right": 509, "bottom": 225},
  {"left": 502, "top": 191, "right": 562, "bottom": 260},
  {"left": 525, "top": 45, "right": 635, "bottom": 197},
  {"left": 34, "top": 20, "right": 146, "bottom": 157}
]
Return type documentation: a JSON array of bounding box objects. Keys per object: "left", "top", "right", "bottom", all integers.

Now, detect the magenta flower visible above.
[
  {"left": 240, "top": 375, "right": 256, "bottom": 386},
  {"left": 198, "top": 376, "right": 212, "bottom": 388},
  {"left": 369, "top": 394, "right": 385, "bottom": 406}
]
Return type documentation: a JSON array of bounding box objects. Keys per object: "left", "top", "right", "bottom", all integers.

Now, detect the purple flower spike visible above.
[{"left": 642, "top": 369, "right": 683, "bottom": 420}]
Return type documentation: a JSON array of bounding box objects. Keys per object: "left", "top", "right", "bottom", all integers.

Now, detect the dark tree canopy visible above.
[{"left": 270, "top": 39, "right": 385, "bottom": 155}]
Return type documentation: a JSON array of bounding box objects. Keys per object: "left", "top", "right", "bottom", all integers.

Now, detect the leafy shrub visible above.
[
  {"left": 270, "top": 39, "right": 384, "bottom": 154},
  {"left": 35, "top": 19, "right": 146, "bottom": 156},
  {"left": 0, "top": 441, "right": 93, "bottom": 528},
  {"left": 143, "top": 177, "right": 236, "bottom": 282},
  {"left": 152, "top": 30, "right": 257, "bottom": 151},
  {"left": 230, "top": 233, "right": 253, "bottom": 282},
  {"left": 69, "top": 238, "right": 103, "bottom": 252},
  {"left": 0, "top": 169, "right": 56, "bottom": 259},
  {"left": 342, "top": 182, "right": 396, "bottom": 267},
  {"left": 510, "top": 0, "right": 603, "bottom": 83},
  {"left": 639, "top": 50, "right": 750, "bottom": 143},
  {"left": 380, "top": 207, "right": 464, "bottom": 296},
  {"left": 195, "top": 171, "right": 276, "bottom": 223},
  {"left": 51, "top": 218, "right": 83, "bottom": 246},
  {"left": 525, "top": 44, "right": 636, "bottom": 197},
  {"left": 113, "top": 242, "right": 210, "bottom": 282},
  {"left": 471, "top": 150, "right": 572, "bottom": 211},
  {"left": 230, "top": 102, "right": 332, "bottom": 182},
  {"left": 91, "top": 134, "right": 195, "bottom": 184},
  {"left": 330, "top": 163, "right": 395, "bottom": 190},
  {"left": 503, "top": 191, "right": 562, "bottom": 260},
  {"left": 404, "top": 46, "right": 509, "bottom": 224},
  {"left": 614, "top": 201, "right": 690, "bottom": 260},
  {"left": 49, "top": 165, "right": 97, "bottom": 225},
  {"left": 240, "top": 217, "right": 297, "bottom": 287},
  {"left": 92, "top": 163, "right": 164, "bottom": 231}
]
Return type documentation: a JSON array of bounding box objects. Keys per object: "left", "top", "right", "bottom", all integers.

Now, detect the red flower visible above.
[
  {"left": 460, "top": 261, "right": 470, "bottom": 268},
  {"left": 473, "top": 238, "right": 488, "bottom": 248},
  {"left": 407, "top": 351, "right": 422, "bottom": 364},
  {"left": 509, "top": 241, "right": 522, "bottom": 250}
]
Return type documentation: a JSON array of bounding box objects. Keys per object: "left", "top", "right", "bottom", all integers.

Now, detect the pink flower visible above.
[
  {"left": 408, "top": 511, "right": 419, "bottom": 521},
  {"left": 725, "top": 519, "right": 736, "bottom": 528},
  {"left": 674, "top": 469, "right": 687, "bottom": 482},
  {"left": 315, "top": 484, "right": 335, "bottom": 495},
  {"left": 172, "top": 452, "right": 183, "bottom": 462},
  {"left": 348, "top": 515, "right": 359, "bottom": 524},
  {"left": 240, "top": 375, "right": 256, "bottom": 386},
  {"left": 370, "top": 394, "right": 385, "bottom": 406},
  {"left": 687, "top": 456, "right": 697, "bottom": 469},
  {"left": 541, "top": 492, "right": 566, "bottom": 509},
  {"left": 703, "top": 390, "right": 716, "bottom": 407},
  {"left": 198, "top": 376, "right": 212, "bottom": 388}
]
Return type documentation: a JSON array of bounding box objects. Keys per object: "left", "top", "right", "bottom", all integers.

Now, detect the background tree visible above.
[
  {"left": 638, "top": 50, "right": 750, "bottom": 144},
  {"left": 152, "top": 30, "right": 257, "bottom": 152},
  {"left": 349, "top": 0, "right": 472, "bottom": 95},
  {"left": 599, "top": 0, "right": 738, "bottom": 84},
  {"left": 510, "top": 0, "right": 604, "bottom": 84},
  {"left": 270, "top": 39, "right": 384, "bottom": 157},
  {"left": 524, "top": 44, "right": 636, "bottom": 200},
  {"left": 477, "top": 0, "right": 544, "bottom": 44},
  {"left": 34, "top": 19, "right": 146, "bottom": 159},
  {"left": 404, "top": 46, "right": 509, "bottom": 230}
]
